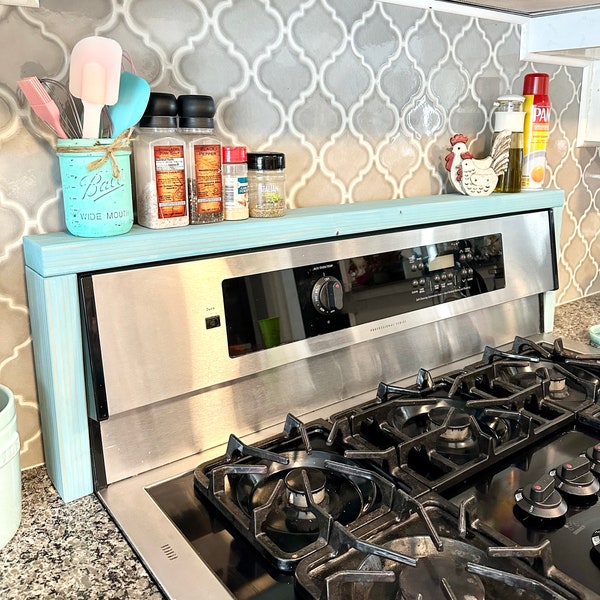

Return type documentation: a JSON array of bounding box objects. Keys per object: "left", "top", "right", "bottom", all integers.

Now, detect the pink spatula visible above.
[
  {"left": 69, "top": 36, "right": 122, "bottom": 138},
  {"left": 18, "top": 76, "right": 68, "bottom": 138}
]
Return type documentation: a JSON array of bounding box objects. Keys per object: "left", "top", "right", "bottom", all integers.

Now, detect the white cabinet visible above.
[
  {"left": 521, "top": 9, "right": 600, "bottom": 146},
  {"left": 384, "top": 1, "right": 600, "bottom": 145}
]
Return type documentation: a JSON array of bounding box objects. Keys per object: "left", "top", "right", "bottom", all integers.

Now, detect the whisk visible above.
[
  {"left": 39, "top": 78, "right": 83, "bottom": 139},
  {"left": 19, "top": 76, "right": 114, "bottom": 139},
  {"left": 40, "top": 78, "right": 113, "bottom": 138}
]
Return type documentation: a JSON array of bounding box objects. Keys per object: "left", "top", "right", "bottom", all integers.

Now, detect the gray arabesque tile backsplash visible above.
[{"left": 1, "top": 0, "right": 599, "bottom": 468}]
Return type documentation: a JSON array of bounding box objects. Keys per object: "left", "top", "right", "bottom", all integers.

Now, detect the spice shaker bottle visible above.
[
  {"left": 222, "top": 146, "right": 249, "bottom": 221},
  {"left": 133, "top": 92, "right": 189, "bottom": 229},
  {"left": 521, "top": 73, "right": 551, "bottom": 191},
  {"left": 247, "top": 152, "right": 286, "bottom": 218},
  {"left": 178, "top": 95, "right": 223, "bottom": 224},
  {"left": 492, "top": 95, "right": 525, "bottom": 193}
]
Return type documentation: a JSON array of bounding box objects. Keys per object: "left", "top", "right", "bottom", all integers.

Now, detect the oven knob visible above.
[
  {"left": 586, "top": 444, "right": 600, "bottom": 476},
  {"left": 312, "top": 276, "right": 343, "bottom": 314},
  {"left": 515, "top": 473, "right": 567, "bottom": 519},
  {"left": 551, "top": 456, "right": 600, "bottom": 497}
]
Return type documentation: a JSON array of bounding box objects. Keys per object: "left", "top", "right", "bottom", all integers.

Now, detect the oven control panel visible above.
[
  {"left": 81, "top": 210, "right": 555, "bottom": 419},
  {"left": 222, "top": 232, "right": 506, "bottom": 356}
]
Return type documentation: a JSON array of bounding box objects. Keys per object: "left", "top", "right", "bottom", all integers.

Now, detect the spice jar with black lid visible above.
[
  {"left": 133, "top": 92, "right": 189, "bottom": 229},
  {"left": 178, "top": 94, "right": 223, "bottom": 224},
  {"left": 247, "top": 152, "right": 286, "bottom": 218}
]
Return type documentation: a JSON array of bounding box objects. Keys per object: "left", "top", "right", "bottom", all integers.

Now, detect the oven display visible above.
[{"left": 222, "top": 233, "right": 505, "bottom": 357}]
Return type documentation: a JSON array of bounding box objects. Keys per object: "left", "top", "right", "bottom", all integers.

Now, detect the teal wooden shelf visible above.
[{"left": 23, "top": 191, "right": 565, "bottom": 277}]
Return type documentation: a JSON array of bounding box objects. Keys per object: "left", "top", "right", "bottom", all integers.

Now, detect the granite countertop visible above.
[
  {"left": 0, "top": 468, "right": 164, "bottom": 599},
  {"left": 1, "top": 294, "right": 600, "bottom": 600},
  {"left": 553, "top": 294, "right": 600, "bottom": 344}
]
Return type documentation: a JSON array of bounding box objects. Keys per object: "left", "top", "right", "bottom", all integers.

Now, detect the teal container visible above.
[
  {"left": 56, "top": 138, "right": 134, "bottom": 237},
  {"left": 0, "top": 384, "right": 21, "bottom": 550}
]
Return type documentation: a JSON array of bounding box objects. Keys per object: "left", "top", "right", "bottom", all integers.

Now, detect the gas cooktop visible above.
[{"left": 144, "top": 336, "right": 600, "bottom": 600}]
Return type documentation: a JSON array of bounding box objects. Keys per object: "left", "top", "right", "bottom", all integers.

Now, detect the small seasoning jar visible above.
[
  {"left": 222, "top": 146, "right": 248, "bottom": 220},
  {"left": 247, "top": 152, "right": 286, "bottom": 218}
]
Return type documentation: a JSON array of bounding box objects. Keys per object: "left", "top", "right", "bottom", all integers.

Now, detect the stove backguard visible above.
[{"left": 80, "top": 210, "right": 557, "bottom": 487}]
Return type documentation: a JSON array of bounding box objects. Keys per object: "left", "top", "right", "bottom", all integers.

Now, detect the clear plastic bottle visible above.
[
  {"left": 222, "top": 146, "right": 248, "bottom": 221},
  {"left": 133, "top": 92, "right": 189, "bottom": 229},
  {"left": 178, "top": 95, "right": 223, "bottom": 224},
  {"left": 493, "top": 95, "right": 525, "bottom": 193},
  {"left": 247, "top": 152, "right": 286, "bottom": 218}
]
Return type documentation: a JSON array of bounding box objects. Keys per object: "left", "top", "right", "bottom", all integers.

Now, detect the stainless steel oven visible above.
[{"left": 78, "top": 208, "right": 600, "bottom": 599}]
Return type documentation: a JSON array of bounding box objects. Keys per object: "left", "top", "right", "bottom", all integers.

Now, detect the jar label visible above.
[
  {"left": 522, "top": 96, "right": 551, "bottom": 190},
  {"left": 193, "top": 144, "right": 222, "bottom": 214},
  {"left": 223, "top": 175, "right": 248, "bottom": 210},
  {"left": 153, "top": 145, "right": 187, "bottom": 218},
  {"left": 258, "top": 183, "right": 282, "bottom": 204}
]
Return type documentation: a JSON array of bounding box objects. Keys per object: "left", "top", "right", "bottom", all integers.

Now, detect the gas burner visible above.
[
  {"left": 470, "top": 342, "right": 597, "bottom": 413},
  {"left": 429, "top": 406, "right": 471, "bottom": 440},
  {"left": 478, "top": 412, "right": 510, "bottom": 443},
  {"left": 498, "top": 362, "right": 583, "bottom": 407},
  {"left": 449, "top": 361, "right": 573, "bottom": 418},
  {"left": 399, "top": 555, "right": 485, "bottom": 600},
  {"left": 295, "top": 493, "right": 585, "bottom": 600},
  {"left": 387, "top": 400, "right": 493, "bottom": 451},
  {"left": 193, "top": 416, "right": 389, "bottom": 571},
  {"left": 280, "top": 468, "right": 327, "bottom": 534},
  {"left": 514, "top": 474, "right": 568, "bottom": 520},
  {"left": 236, "top": 451, "right": 378, "bottom": 549},
  {"left": 354, "top": 537, "right": 490, "bottom": 600},
  {"left": 536, "top": 367, "right": 569, "bottom": 400},
  {"left": 510, "top": 336, "right": 600, "bottom": 396},
  {"left": 550, "top": 456, "right": 600, "bottom": 500},
  {"left": 428, "top": 406, "right": 479, "bottom": 461},
  {"left": 285, "top": 468, "right": 326, "bottom": 507}
]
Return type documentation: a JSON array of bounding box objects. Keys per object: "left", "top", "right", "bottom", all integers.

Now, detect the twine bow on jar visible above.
[
  {"left": 85, "top": 128, "right": 135, "bottom": 178},
  {"left": 56, "top": 128, "right": 135, "bottom": 179}
]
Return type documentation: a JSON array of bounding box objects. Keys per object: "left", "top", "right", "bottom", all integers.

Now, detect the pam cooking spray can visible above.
[{"left": 521, "top": 73, "right": 551, "bottom": 191}]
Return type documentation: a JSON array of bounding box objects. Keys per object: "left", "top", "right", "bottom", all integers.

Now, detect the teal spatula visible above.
[{"left": 108, "top": 71, "right": 151, "bottom": 138}]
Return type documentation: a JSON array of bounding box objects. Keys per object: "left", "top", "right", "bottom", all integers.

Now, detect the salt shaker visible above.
[{"left": 222, "top": 146, "right": 248, "bottom": 221}]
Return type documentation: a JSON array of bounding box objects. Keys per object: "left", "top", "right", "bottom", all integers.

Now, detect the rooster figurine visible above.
[{"left": 444, "top": 130, "right": 511, "bottom": 196}]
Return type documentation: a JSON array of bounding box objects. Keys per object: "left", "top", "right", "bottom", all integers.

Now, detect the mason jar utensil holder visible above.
[{"left": 56, "top": 129, "right": 135, "bottom": 237}]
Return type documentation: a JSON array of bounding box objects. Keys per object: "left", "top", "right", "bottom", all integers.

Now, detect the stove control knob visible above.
[
  {"left": 586, "top": 444, "right": 600, "bottom": 476},
  {"left": 515, "top": 474, "right": 567, "bottom": 519},
  {"left": 312, "top": 276, "right": 343, "bottom": 314},
  {"left": 552, "top": 456, "right": 600, "bottom": 497}
]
